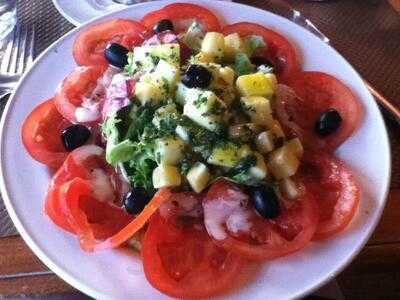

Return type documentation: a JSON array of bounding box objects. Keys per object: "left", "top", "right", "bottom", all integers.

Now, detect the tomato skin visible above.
[
  {"left": 203, "top": 180, "right": 319, "bottom": 261},
  {"left": 300, "top": 151, "right": 360, "bottom": 240},
  {"left": 222, "top": 22, "right": 300, "bottom": 82},
  {"left": 278, "top": 72, "right": 363, "bottom": 151},
  {"left": 73, "top": 19, "right": 146, "bottom": 68},
  {"left": 55, "top": 66, "right": 105, "bottom": 124},
  {"left": 141, "top": 3, "right": 221, "bottom": 32},
  {"left": 142, "top": 212, "right": 247, "bottom": 298},
  {"left": 44, "top": 145, "right": 123, "bottom": 234},
  {"left": 22, "top": 99, "right": 71, "bottom": 169}
]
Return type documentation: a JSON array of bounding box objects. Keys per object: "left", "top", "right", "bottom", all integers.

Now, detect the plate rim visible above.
[{"left": 0, "top": 1, "right": 391, "bottom": 299}]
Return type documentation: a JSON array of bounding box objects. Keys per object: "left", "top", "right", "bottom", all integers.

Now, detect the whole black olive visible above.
[
  {"left": 61, "top": 125, "right": 91, "bottom": 151},
  {"left": 182, "top": 64, "right": 212, "bottom": 88},
  {"left": 104, "top": 43, "right": 129, "bottom": 69},
  {"left": 153, "top": 19, "right": 174, "bottom": 33},
  {"left": 251, "top": 56, "right": 273, "bottom": 68},
  {"left": 123, "top": 188, "right": 152, "bottom": 215},
  {"left": 315, "top": 109, "right": 342, "bottom": 137},
  {"left": 251, "top": 185, "right": 280, "bottom": 219}
]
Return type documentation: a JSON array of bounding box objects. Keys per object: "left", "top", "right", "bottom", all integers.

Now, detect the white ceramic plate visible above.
[
  {"left": 52, "top": 0, "right": 231, "bottom": 26},
  {"left": 1, "top": 1, "right": 390, "bottom": 299}
]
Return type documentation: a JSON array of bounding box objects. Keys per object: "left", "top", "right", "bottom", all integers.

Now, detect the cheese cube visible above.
[
  {"left": 236, "top": 73, "right": 275, "bottom": 98},
  {"left": 135, "top": 81, "right": 163, "bottom": 106},
  {"left": 223, "top": 33, "right": 247, "bottom": 60},
  {"left": 155, "top": 137, "right": 185, "bottom": 165},
  {"left": 201, "top": 32, "right": 225, "bottom": 59},
  {"left": 207, "top": 143, "right": 240, "bottom": 168},
  {"left": 152, "top": 165, "right": 181, "bottom": 188},
  {"left": 279, "top": 177, "right": 300, "bottom": 200},
  {"left": 240, "top": 96, "right": 274, "bottom": 127},
  {"left": 285, "top": 138, "right": 304, "bottom": 159},
  {"left": 256, "top": 131, "right": 275, "bottom": 153},
  {"left": 268, "top": 146, "right": 300, "bottom": 179},
  {"left": 249, "top": 152, "right": 268, "bottom": 179},
  {"left": 219, "top": 66, "right": 235, "bottom": 85},
  {"left": 186, "top": 162, "right": 211, "bottom": 193}
]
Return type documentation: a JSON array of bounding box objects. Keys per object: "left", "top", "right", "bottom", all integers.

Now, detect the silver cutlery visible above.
[{"left": 0, "top": 23, "right": 35, "bottom": 99}]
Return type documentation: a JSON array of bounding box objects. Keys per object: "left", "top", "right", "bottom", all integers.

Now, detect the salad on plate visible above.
[{"left": 21, "top": 3, "right": 363, "bottom": 298}]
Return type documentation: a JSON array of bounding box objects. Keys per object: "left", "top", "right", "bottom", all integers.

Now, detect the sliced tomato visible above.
[
  {"left": 21, "top": 99, "right": 71, "bottom": 169},
  {"left": 73, "top": 19, "right": 146, "bottom": 68},
  {"left": 300, "top": 151, "right": 360, "bottom": 240},
  {"left": 141, "top": 3, "right": 221, "bottom": 32},
  {"left": 55, "top": 66, "right": 105, "bottom": 124},
  {"left": 142, "top": 212, "right": 246, "bottom": 298},
  {"left": 45, "top": 145, "right": 122, "bottom": 233},
  {"left": 276, "top": 72, "right": 363, "bottom": 151},
  {"left": 203, "top": 180, "right": 318, "bottom": 260},
  {"left": 222, "top": 22, "right": 300, "bottom": 82}
]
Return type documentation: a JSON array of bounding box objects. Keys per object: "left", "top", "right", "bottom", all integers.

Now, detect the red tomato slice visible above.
[
  {"left": 57, "top": 178, "right": 133, "bottom": 240},
  {"left": 73, "top": 19, "right": 146, "bottom": 68},
  {"left": 222, "top": 22, "right": 301, "bottom": 82},
  {"left": 142, "top": 212, "right": 247, "bottom": 298},
  {"left": 276, "top": 72, "right": 363, "bottom": 151},
  {"left": 55, "top": 66, "right": 105, "bottom": 124},
  {"left": 300, "top": 151, "right": 360, "bottom": 240},
  {"left": 141, "top": 3, "right": 221, "bottom": 32},
  {"left": 45, "top": 145, "right": 123, "bottom": 233},
  {"left": 203, "top": 180, "right": 318, "bottom": 260},
  {"left": 21, "top": 99, "right": 71, "bottom": 169}
]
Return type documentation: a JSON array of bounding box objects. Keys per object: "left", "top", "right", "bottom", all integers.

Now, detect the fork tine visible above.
[
  {"left": 25, "top": 24, "right": 35, "bottom": 69},
  {"left": 17, "top": 25, "right": 28, "bottom": 74},
  {"left": 8, "top": 24, "right": 21, "bottom": 74},
  {"left": 0, "top": 28, "right": 17, "bottom": 74}
]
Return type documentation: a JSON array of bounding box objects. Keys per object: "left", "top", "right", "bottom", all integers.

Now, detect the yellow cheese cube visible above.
[
  {"left": 268, "top": 146, "right": 300, "bottom": 179},
  {"left": 186, "top": 162, "right": 211, "bottom": 193},
  {"left": 284, "top": 138, "right": 304, "bottom": 159},
  {"left": 201, "top": 32, "right": 225, "bottom": 59},
  {"left": 152, "top": 165, "right": 181, "bottom": 188},
  {"left": 240, "top": 96, "right": 274, "bottom": 127},
  {"left": 219, "top": 66, "right": 235, "bottom": 85},
  {"left": 223, "top": 33, "right": 247, "bottom": 60},
  {"left": 236, "top": 73, "right": 275, "bottom": 98}
]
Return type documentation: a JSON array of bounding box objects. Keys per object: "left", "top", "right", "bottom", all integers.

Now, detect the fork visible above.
[{"left": 0, "top": 24, "right": 35, "bottom": 99}]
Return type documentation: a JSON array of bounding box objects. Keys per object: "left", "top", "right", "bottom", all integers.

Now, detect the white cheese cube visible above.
[
  {"left": 152, "top": 165, "right": 181, "bottom": 188},
  {"left": 175, "top": 125, "right": 190, "bottom": 143},
  {"left": 155, "top": 137, "right": 185, "bottom": 165},
  {"left": 135, "top": 81, "right": 163, "bottom": 106},
  {"left": 186, "top": 162, "right": 211, "bottom": 193},
  {"left": 256, "top": 131, "right": 275, "bottom": 154},
  {"left": 249, "top": 152, "right": 268, "bottom": 179},
  {"left": 279, "top": 177, "right": 300, "bottom": 200},
  {"left": 240, "top": 96, "right": 274, "bottom": 127}
]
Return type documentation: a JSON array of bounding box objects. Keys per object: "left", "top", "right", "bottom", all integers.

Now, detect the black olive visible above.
[
  {"left": 251, "top": 185, "right": 280, "bottom": 219},
  {"left": 104, "top": 43, "right": 129, "bottom": 69},
  {"left": 182, "top": 64, "right": 212, "bottom": 88},
  {"left": 315, "top": 109, "right": 342, "bottom": 137},
  {"left": 123, "top": 188, "right": 152, "bottom": 215},
  {"left": 153, "top": 19, "right": 174, "bottom": 33},
  {"left": 251, "top": 56, "right": 273, "bottom": 68},
  {"left": 61, "top": 125, "right": 91, "bottom": 151}
]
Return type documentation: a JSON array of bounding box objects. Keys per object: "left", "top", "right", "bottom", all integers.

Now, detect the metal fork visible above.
[{"left": 0, "top": 24, "right": 35, "bottom": 99}]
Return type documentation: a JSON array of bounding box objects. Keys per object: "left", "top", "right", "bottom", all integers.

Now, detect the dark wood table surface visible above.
[{"left": 1, "top": 0, "right": 400, "bottom": 299}]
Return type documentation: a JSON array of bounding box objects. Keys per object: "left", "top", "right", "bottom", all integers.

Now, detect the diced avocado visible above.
[
  {"left": 175, "top": 125, "right": 190, "bottom": 143},
  {"left": 201, "top": 32, "right": 225, "bottom": 60},
  {"left": 183, "top": 90, "right": 227, "bottom": 132},
  {"left": 236, "top": 73, "right": 275, "bottom": 98},
  {"left": 186, "top": 162, "right": 211, "bottom": 193},
  {"left": 234, "top": 53, "right": 255, "bottom": 76},
  {"left": 256, "top": 131, "right": 275, "bottom": 154},
  {"left": 152, "top": 104, "right": 178, "bottom": 128},
  {"left": 240, "top": 96, "right": 274, "bottom": 127},
  {"left": 284, "top": 138, "right": 304, "bottom": 158},
  {"left": 249, "top": 152, "right": 268, "bottom": 180},
  {"left": 223, "top": 33, "right": 248, "bottom": 61},
  {"left": 152, "top": 164, "right": 181, "bottom": 188},
  {"left": 267, "top": 146, "right": 300, "bottom": 179},
  {"left": 244, "top": 35, "right": 266, "bottom": 56},
  {"left": 207, "top": 142, "right": 240, "bottom": 168},
  {"left": 155, "top": 137, "right": 185, "bottom": 165}
]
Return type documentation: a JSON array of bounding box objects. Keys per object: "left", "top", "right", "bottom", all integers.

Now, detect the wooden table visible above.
[{"left": 1, "top": 0, "right": 400, "bottom": 299}]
